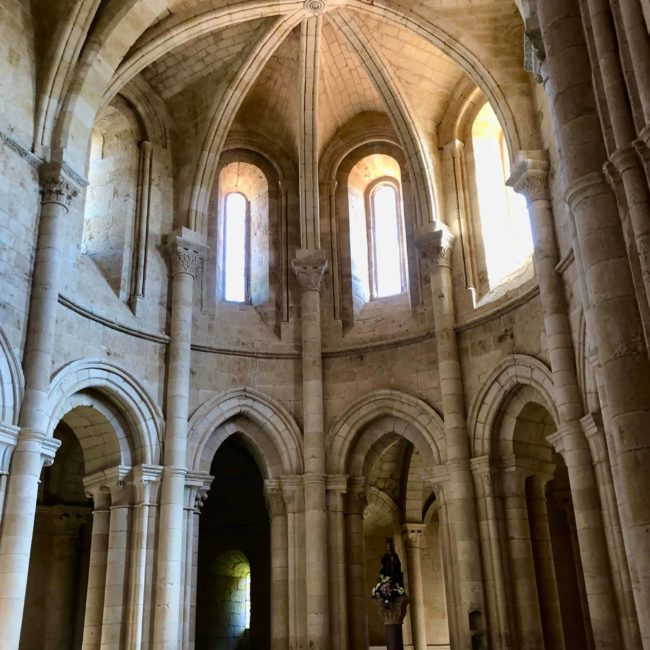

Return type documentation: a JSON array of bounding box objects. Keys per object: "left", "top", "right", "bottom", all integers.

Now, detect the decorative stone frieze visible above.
[{"left": 291, "top": 248, "right": 328, "bottom": 293}]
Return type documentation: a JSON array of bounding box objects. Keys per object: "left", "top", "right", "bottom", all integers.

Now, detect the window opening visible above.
[
  {"left": 223, "top": 192, "right": 249, "bottom": 303},
  {"left": 370, "top": 183, "right": 404, "bottom": 298}
]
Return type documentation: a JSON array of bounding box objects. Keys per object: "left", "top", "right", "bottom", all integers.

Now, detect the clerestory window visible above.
[
  {"left": 223, "top": 191, "right": 249, "bottom": 303},
  {"left": 369, "top": 182, "right": 406, "bottom": 298}
]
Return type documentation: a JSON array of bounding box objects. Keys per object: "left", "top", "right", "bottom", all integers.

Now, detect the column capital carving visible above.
[
  {"left": 83, "top": 465, "right": 131, "bottom": 505},
  {"left": 280, "top": 475, "right": 304, "bottom": 513},
  {"left": 165, "top": 228, "right": 208, "bottom": 278},
  {"left": 580, "top": 412, "right": 607, "bottom": 465},
  {"left": 291, "top": 249, "right": 328, "bottom": 293},
  {"left": 506, "top": 152, "right": 550, "bottom": 203},
  {"left": 131, "top": 464, "right": 163, "bottom": 505},
  {"left": 470, "top": 455, "right": 499, "bottom": 496},
  {"left": 414, "top": 224, "right": 455, "bottom": 269},
  {"left": 39, "top": 161, "right": 82, "bottom": 207},
  {"left": 442, "top": 139, "right": 465, "bottom": 157},
  {"left": 264, "top": 479, "right": 286, "bottom": 517},
  {"left": 402, "top": 523, "right": 425, "bottom": 547},
  {"left": 16, "top": 430, "right": 61, "bottom": 468}
]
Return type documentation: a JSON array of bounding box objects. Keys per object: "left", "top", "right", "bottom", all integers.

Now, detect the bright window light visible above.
[
  {"left": 224, "top": 192, "right": 247, "bottom": 302},
  {"left": 372, "top": 184, "right": 403, "bottom": 297}
]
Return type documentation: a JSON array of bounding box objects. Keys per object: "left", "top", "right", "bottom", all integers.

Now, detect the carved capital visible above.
[
  {"left": 83, "top": 465, "right": 131, "bottom": 506},
  {"left": 402, "top": 523, "right": 425, "bottom": 548},
  {"left": 280, "top": 475, "right": 304, "bottom": 513},
  {"left": 131, "top": 464, "right": 163, "bottom": 505},
  {"left": 581, "top": 412, "right": 607, "bottom": 465},
  {"left": 264, "top": 479, "right": 286, "bottom": 517},
  {"left": 39, "top": 162, "right": 81, "bottom": 208},
  {"left": 470, "top": 455, "right": 498, "bottom": 496},
  {"left": 374, "top": 593, "right": 410, "bottom": 625},
  {"left": 414, "top": 225, "right": 455, "bottom": 269},
  {"left": 292, "top": 249, "right": 328, "bottom": 293},
  {"left": 166, "top": 243, "right": 206, "bottom": 278},
  {"left": 507, "top": 153, "right": 550, "bottom": 203}
]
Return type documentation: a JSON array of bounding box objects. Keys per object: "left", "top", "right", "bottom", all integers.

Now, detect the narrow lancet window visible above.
[
  {"left": 223, "top": 192, "right": 248, "bottom": 303},
  {"left": 371, "top": 183, "right": 404, "bottom": 298}
]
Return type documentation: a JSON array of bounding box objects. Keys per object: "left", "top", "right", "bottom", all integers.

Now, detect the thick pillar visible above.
[
  {"left": 265, "top": 479, "right": 290, "bottom": 650},
  {"left": 81, "top": 485, "right": 111, "bottom": 649},
  {"left": 345, "top": 477, "right": 369, "bottom": 650},
  {"left": 538, "top": 1, "right": 650, "bottom": 642},
  {"left": 414, "top": 226, "right": 486, "bottom": 647},
  {"left": 471, "top": 457, "right": 512, "bottom": 648},
  {"left": 153, "top": 229, "right": 206, "bottom": 649},
  {"left": 402, "top": 524, "right": 427, "bottom": 650},
  {"left": 0, "top": 162, "right": 80, "bottom": 647},
  {"left": 327, "top": 475, "right": 349, "bottom": 650},
  {"left": 126, "top": 466, "right": 162, "bottom": 650},
  {"left": 501, "top": 469, "right": 544, "bottom": 649},
  {"left": 291, "top": 249, "right": 329, "bottom": 649},
  {"left": 509, "top": 154, "right": 624, "bottom": 647}
]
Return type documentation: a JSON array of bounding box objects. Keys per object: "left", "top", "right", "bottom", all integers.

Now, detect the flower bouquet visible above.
[{"left": 371, "top": 575, "right": 407, "bottom": 604}]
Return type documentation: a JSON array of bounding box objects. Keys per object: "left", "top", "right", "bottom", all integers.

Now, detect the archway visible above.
[{"left": 195, "top": 437, "right": 270, "bottom": 650}]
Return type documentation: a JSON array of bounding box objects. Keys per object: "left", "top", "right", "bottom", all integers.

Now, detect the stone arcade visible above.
[{"left": 0, "top": 0, "right": 649, "bottom": 648}]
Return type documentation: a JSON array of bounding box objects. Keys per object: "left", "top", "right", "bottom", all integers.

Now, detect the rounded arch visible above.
[
  {"left": 467, "top": 354, "right": 558, "bottom": 458},
  {"left": 46, "top": 358, "right": 163, "bottom": 467},
  {"left": 187, "top": 388, "right": 303, "bottom": 477},
  {"left": 327, "top": 390, "right": 445, "bottom": 475},
  {"left": 0, "top": 323, "right": 24, "bottom": 427}
]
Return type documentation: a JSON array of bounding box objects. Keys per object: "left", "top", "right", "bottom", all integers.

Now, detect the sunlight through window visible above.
[
  {"left": 224, "top": 192, "right": 248, "bottom": 302},
  {"left": 372, "top": 184, "right": 403, "bottom": 298}
]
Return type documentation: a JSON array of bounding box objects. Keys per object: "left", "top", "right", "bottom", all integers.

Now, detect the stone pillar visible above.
[
  {"left": 509, "top": 154, "right": 624, "bottom": 647},
  {"left": 525, "top": 475, "right": 565, "bottom": 650},
  {"left": 470, "top": 457, "right": 512, "bottom": 648},
  {"left": 0, "top": 425, "right": 19, "bottom": 523},
  {"left": 345, "top": 477, "right": 369, "bottom": 650},
  {"left": 0, "top": 162, "right": 80, "bottom": 648},
  {"left": 42, "top": 505, "right": 91, "bottom": 650},
  {"left": 291, "top": 249, "right": 329, "bottom": 649},
  {"left": 414, "top": 225, "right": 486, "bottom": 646},
  {"left": 125, "top": 465, "right": 162, "bottom": 650},
  {"left": 375, "top": 594, "right": 410, "bottom": 650},
  {"left": 402, "top": 524, "right": 427, "bottom": 650},
  {"left": 81, "top": 485, "right": 111, "bottom": 649},
  {"left": 327, "top": 475, "right": 349, "bottom": 650},
  {"left": 129, "top": 140, "right": 154, "bottom": 316},
  {"left": 538, "top": 1, "right": 650, "bottom": 642},
  {"left": 98, "top": 468, "right": 131, "bottom": 649},
  {"left": 501, "top": 468, "right": 544, "bottom": 649},
  {"left": 281, "top": 475, "right": 307, "bottom": 648},
  {"left": 265, "top": 479, "right": 289, "bottom": 650},
  {"left": 582, "top": 413, "right": 642, "bottom": 648},
  {"left": 153, "top": 229, "right": 206, "bottom": 649}
]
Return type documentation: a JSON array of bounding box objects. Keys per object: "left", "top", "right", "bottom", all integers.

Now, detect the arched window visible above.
[
  {"left": 223, "top": 191, "right": 249, "bottom": 303},
  {"left": 471, "top": 102, "right": 533, "bottom": 289},
  {"left": 369, "top": 182, "right": 405, "bottom": 298}
]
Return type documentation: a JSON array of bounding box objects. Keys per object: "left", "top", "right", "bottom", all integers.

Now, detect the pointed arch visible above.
[
  {"left": 187, "top": 388, "right": 303, "bottom": 477},
  {"left": 46, "top": 359, "right": 163, "bottom": 467},
  {"left": 0, "top": 323, "right": 24, "bottom": 428},
  {"left": 327, "top": 389, "right": 445, "bottom": 475},
  {"left": 467, "top": 354, "right": 558, "bottom": 458}
]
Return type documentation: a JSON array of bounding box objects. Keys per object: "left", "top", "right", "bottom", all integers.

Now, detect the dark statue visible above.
[{"left": 379, "top": 537, "right": 404, "bottom": 586}]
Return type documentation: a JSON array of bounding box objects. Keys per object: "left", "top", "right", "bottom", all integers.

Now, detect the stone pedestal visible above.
[{"left": 374, "top": 594, "right": 410, "bottom": 650}]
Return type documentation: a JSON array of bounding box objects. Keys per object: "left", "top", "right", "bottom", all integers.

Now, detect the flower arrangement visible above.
[{"left": 371, "top": 575, "right": 406, "bottom": 604}]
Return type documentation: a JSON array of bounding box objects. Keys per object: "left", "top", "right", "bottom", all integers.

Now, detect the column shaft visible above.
[{"left": 403, "top": 525, "right": 427, "bottom": 650}]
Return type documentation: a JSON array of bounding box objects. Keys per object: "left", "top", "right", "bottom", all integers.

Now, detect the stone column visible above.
[
  {"left": 129, "top": 140, "right": 154, "bottom": 316},
  {"left": 402, "top": 524, "right": 427, "bottom": 650},
  {"left": 327, "top": 475, "right": 349, "bottom": 650},
  {"left": 508, "top": 154, "right": 624, "bottom": 647},
  {"left": 0, "top": 425, "right": 19, "bottom": 523},
  {"left": 281, "top": 475, "right": 307, "bottom": 648},
  {"left": 291, "top": 249, "right": 329, "bottom": 649},
  {"left": 414, "top": 225, "right": 486, "bottom": 647},
  {"left": 153, "top": 229, "right": 206, "bottom": 649},
  {"left": 265, "top": 479, "right": 289, "bottom": 650},
  {"left": 501, "top": 468, "right": 544, "bottom": 649},
  {"left": 125, "top": 465, "right": 161, "bottom": 650},
  {"left": 99, "top": 468, "right": 131, "bottom": 649},
  {"left": 538, "top": 1, "right": 650, "bottom": 642},
  {"left": 345, "top": 477, "right": 369, "bottom": 650},
  {"left": 582, "top": 413, "right": 642, "bottom": 648},
  {"left": 470, "top": 457, "right": 512, "bottom": 648},
  {"left": 0, "top": 162, "right": 79, "bottom": 647},
  {"left": 525, "top": 475, "right": 565, "bottom": 650},
  {"left": 81, "top": 484, "right": 111, "bottom": 649}
]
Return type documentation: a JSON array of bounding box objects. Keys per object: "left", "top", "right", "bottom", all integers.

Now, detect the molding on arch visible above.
[
  {"left": 0, "top": 324, "right": 24, "bottom": 428},
  {"left": 326, "top": 389, "right": 445, "bottom": 475},
  {"left": 467, "top": 354, "right": 558, "bottom": 458},
  {"left": 187, "top": 387, "right": 303, "bottom": 476},
  {"left": 46, "top": 358, "right": 163, "bottom": 465}
]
